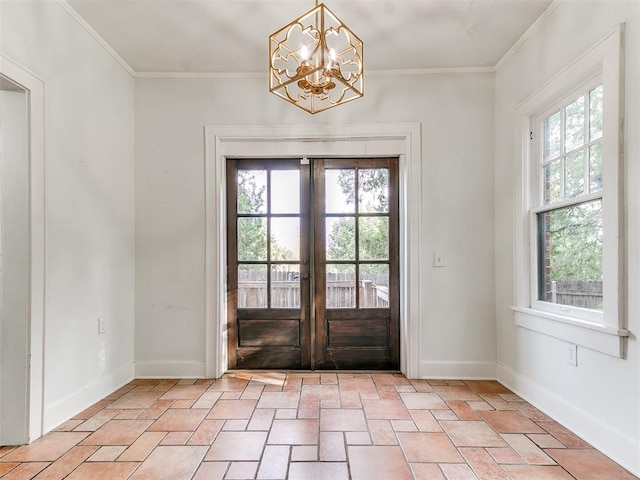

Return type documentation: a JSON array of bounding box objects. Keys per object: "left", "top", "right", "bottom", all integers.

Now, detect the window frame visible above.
[
  {"left": 512, "top": 25, "right": 628, "bottom": 358},
  {"left": 529, "top": 76, "right": 605, "bottom": 324}
]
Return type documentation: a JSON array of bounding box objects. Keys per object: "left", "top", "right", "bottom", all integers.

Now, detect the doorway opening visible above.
[
  {"left": 226, "top": 158, "right": 399, "bottom": 370},
  {"left": 0, "top": 74, "right": 29, "bottom": 444},
  {"left": 0, "top": 57, "right": 45, "bottom": 444},
  {"left": 205, "top": 124, "right": 423, "bottom": 379}
]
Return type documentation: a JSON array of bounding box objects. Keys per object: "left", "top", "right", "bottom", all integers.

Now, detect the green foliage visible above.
[
  {"left": 236, "top": 170, "right": 294, "bottom": 265},
  {"left": 336, "top": 168, "right": 389, "bottom": 212},
  {"left": 328, "top": 169, "right": 389, "bottom": 274},
  {"left": 327, "top": 218, "right": 355, "bottom": 262},
  {"left": 359, "top": 218, "right": 389, "bottom": 260},
  {"left": 237, "top": 171, "right": 267, "bottom": 264},
  {"left": 545, "top": 200, "right": 602, "bottom": 281},
  {"left": 236, "top": 167, "right": 390, "bottom": 276}
]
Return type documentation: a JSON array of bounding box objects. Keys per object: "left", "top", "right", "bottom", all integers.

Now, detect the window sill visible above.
[{"left": 511, "top": 306, "right": 628, "bottom": 358}]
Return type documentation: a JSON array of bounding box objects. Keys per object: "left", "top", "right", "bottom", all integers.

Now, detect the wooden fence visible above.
[
  {"left": 238, "top": 272, "right": 601, "bottom": 311},
  {"left": 237, "top": 270, "right": 389, "bottom": 308},
  {"left": 552, "top": 279, "right": 603, "bottom": 310}
]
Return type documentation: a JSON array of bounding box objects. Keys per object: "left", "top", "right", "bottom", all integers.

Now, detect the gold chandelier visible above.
[{"left": 269, "top": 1, "right": 364, "bottom": 114}]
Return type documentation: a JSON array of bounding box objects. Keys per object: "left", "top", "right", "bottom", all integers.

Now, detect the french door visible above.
[{"left": 226, "top": 157, "right": 399, "bottom": 370}]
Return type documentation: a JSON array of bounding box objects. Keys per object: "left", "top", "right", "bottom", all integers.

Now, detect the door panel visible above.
[
  {"left": 227, "top": 157, "right": 398, "bottom": 370},
  {"left": 327, "top": 318, "right": 389, "bottom": 346},
  {"left": 238, "top": 319, "right": 300, "bottom": 347}
]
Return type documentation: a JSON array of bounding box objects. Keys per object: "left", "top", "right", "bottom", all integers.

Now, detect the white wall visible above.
[
  {"left": 0, "top": 1, "right": 135, "bottom": 434},
  {"left": 495, "top": 1, "right": 640, "bottom": 475},
  {"left": 134, "top": 73, "right": 496, "bottom": 378}
]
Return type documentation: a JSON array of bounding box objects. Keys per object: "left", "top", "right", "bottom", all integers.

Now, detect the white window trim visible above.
[{"left": 512, "top": 25, "right": 628, "bottom": 358}]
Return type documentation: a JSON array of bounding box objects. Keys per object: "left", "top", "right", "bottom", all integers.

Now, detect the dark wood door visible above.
[
  {"left": 227, "top": 159, "right": 311, "bottom": 369},
  {"left": 313, "top": 159, "right": 400, "bottom": 369},
  {"left": 227, "top": 158, "right": 399, "bottom": 370}
]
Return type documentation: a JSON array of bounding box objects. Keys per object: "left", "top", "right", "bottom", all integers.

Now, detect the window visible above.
[
  {"left": 532, "top": 82, "right": 604, "bottom": 321},
  {"left": 512, "top": 26, "right": 627, "bottom": 358}
]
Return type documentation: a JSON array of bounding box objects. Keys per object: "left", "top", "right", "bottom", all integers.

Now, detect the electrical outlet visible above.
[
  {"left": 433, "top": 252, "right": 445, "bottom": 267},
  {"left": 567, "top": 343, "right": 577, "bottom": 366},
  {"left": 98, "top": 318, "right": 106, "bottom": 335}
]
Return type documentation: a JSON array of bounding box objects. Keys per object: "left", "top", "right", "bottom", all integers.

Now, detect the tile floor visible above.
[{"left": 0, "top": 372, "right": 637, "bottom": 480}]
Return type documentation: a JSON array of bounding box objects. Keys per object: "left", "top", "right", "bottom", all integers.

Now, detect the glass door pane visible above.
[
  {"left": 323, "top": 166, "right": 390, "bottom": 310},
  {"left": 271, "top": 170, "right": 300, "bottom": 213},
  {"left": 238, "top": 265, "right": 267, "bottom": 308},
  {"left": 326, "top": 264, "right": 356, "bottom": 308},
  {"left": 236, "top": 167, "right": 302, "bottom": 309}
]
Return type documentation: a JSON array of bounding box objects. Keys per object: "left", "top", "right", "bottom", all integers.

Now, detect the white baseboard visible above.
[
  {"left": 43, "top": 362, "right": 135, "bottom": 434},
  {"left": 420, "top": 361, "right": 497, "bottom": 379},
  {"left": 497, "top": 363, "right": 640, "bottom": 477},
  {"left": 135, "top": 361, "right": 206, "bottom": 378}
]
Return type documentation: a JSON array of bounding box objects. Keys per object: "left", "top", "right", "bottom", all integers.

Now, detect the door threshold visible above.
[{"left": 225, "top": 369, "right": 403, "bottom": 374}]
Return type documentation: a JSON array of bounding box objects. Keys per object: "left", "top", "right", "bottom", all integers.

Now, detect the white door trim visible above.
[
  {"left": 204, "top": 124, "right": 422, "bottom": 378},
  {"left": 0, "top": 54, "right": 46, "bottom": 442}
]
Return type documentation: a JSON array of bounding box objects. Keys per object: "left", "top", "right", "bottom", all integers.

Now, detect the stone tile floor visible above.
[{"left": 0, "top": 372, "right": 637, "bottom": 479}]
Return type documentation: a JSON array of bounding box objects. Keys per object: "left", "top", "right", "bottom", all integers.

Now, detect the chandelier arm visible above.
[{"left": 271, "top": 64, "right": 325, "bottom": 90}]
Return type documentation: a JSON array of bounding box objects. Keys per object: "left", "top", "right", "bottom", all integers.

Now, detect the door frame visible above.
[
  {"left": 205, "top": 123, "right": 422, "bottom": 378},
  {"left": 0, "top": 54, "right": 46, "bottom": 442}
]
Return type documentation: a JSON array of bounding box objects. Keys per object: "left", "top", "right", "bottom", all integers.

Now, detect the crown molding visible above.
[
  {"left": 57, "top": 0, "right": 135, "bottom": 77},
  {"left": 495, "top": 0, "right": 562, "bottom": 71},
  {"left": 370, "top": 67, "right": 496, "bottom": 76},
  {"left": 134, "top": 71, "right": 265, "bottom": 79}
]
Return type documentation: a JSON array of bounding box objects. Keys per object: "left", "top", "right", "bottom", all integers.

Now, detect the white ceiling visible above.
[{"left": 66, "top": 0, "right": 553, "bottom": 74}]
